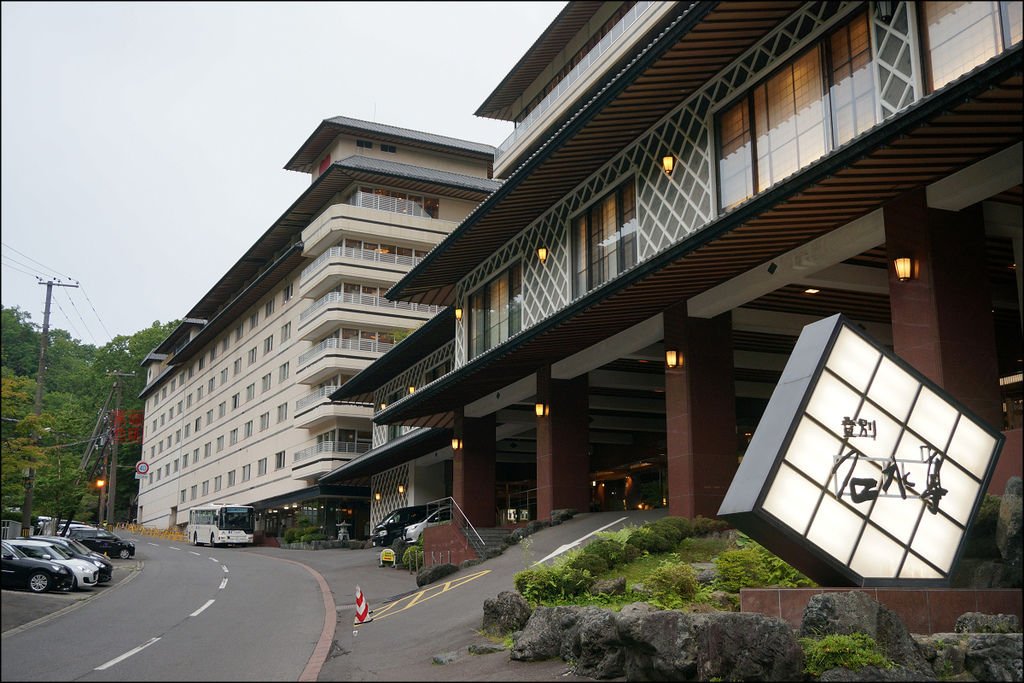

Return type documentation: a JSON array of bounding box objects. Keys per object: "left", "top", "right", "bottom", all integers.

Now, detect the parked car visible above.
[
  {"left": 371, "top": 505, "right": 428, "bottom": 547},
  {"left": 64, "top": 527, "right": 135, "bottom": 559},
  {"left": 6, "top": 539, "right": 99, "bottom": 590},
  {"left": 402, "top": 506, "right": 452, "bottom": 544},
  {"left": 32, "top": 535, "right": 113, "bottom": 583},
  {"left": 1, "top": 541, "right": 74, "bottom": 593}
]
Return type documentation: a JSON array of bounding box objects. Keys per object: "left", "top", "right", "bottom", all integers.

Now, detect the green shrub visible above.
[
  {"left": 626, "top": 527, "right": 674, "bottom": 554},
  {"left": 714, "top": 543, "right": 814, "bottom": 592},
  {"left": 582, "top": 538, "right": 628, "bottom": 569},
  {"left": 514, "top": 564, "right": 592, "bottom": 604},
  {"left": 800, "top": 633, "right": 893, "bottom": 676},
  {"left": 402, "top": 543, "right": 424, "bottom": 569},
  {"left": 567, "top": 550, "right": 609, "bottom": 576},
  {"left": 690, "top": 516, "right": 730, "bottom": 536},
  {"left": 622, "top": 542, "right": 643, "bottom": 563},
  {"left": 645, "top": 560, "right": 699, "bottom": 608},
  {"left": 648, "top": 517, "right": 691, "bottom": 544},
  {"left": 300, "top": 532, "right": 327, "bottom": 543}
]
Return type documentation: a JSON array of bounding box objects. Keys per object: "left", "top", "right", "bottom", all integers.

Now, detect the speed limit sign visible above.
[{"left": 135, "top": 461, "right": 150, "bottom": 476}]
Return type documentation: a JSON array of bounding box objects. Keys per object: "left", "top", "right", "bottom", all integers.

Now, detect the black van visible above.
[{"left": 371, "top": 505, "right": 428, "bottom": 547}]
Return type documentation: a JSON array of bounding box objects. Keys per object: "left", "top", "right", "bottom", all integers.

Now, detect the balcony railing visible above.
[
  {"left": 348, "top": 190, "right": 435, "bottom": 218},
  {"left": 296, "top": 386, "right": 340, "bottom": 411},
  {"left": 302, "top": 245, "right": 427, "bottom": 281},
  {"left": 298, "top": 336, "right": 395, "bottom": 366},
  {"left": 299, "top": 290, "right": 442, "bottom": 323},
  {"left": 495, "top": 0, "right": 654, "bottom": 162},
  {"left": 293, "top": 440, "right": 371, "bottom": 464}
]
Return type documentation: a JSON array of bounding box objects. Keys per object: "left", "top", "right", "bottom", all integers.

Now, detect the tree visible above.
[{"left": 0, "top": 306, "right": 40, "bottom": 377}]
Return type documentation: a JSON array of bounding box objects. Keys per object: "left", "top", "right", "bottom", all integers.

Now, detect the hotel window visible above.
[
  {"left": 219, "top": 401, "right": 227, "bottom": 417},
  {"left": 184, "top": 424, "right": 191, "bottom": 438},
  {"left": 186, "top": 393, "right": 193, "bottom": 408},
  {"left": 261, "top": 373, "right": 272, "bottom": 392},
  {"left": 233, "top": 358, "right": 241, "bottom": 376},
  {"left": 182, "top": 454, "right": 188, "bottom": 469},
  {"left": 217, "top": 435, "right": 225, "bottom": 451},
  {"left": 277, "top": 402, "right": 288, "bottom": 423},
  {"left": 202, "top": 481, "right": 209, "bottom": 496},
  {"left": 264, "top": 299, "right": 274, "bottom": 317},
  {"left": 214, "top": 475, "right": 222, "bottom": 492},
  {"left": 229, "top": 428, "right": 238, "bottom": 446},
  {"left": 380, "top": 143, "right": 397, "bottom": 153},
  {"left": 193, "top": 447, "right": 199, "bottom": 464},
  {"left": 191, "top": 485, "right": 197, "bottom": 500},
  {"left": 242, "top": 464, "right": 251, "bottom": 482},
  {"left": 356, "top": 139, "right": 373, "bottom": 149},
  {"left": 716, "top": 12, "right": 877, "bottom": 210},
  {"left": 263, "top": 335, "right": 273, "bottom": 355},
  {"left": 279, "top": 362, "right": 290, "bottom": 382},
  {"left": 208, "top": 377, "right": 215, "bottom": 393},
  {"left": 275, "top": 451, "right": 286, "bottom": 470},
  {"left": 227, "top": 470, "right": 236, "bottom": 487},
  {"left": 181, "top": 489, "right": 186, "bottom": 503},
  {"left": 232, "top": 393, "right": 241, "bottom": 410},
  {"left": 188, "top": 365, "right": 194, "bottom": 379},
  {"left": 280, "top": 322, "right": 291, "bottom": 343},
  {"left": 249, "top": 312, "right": 259, "bottom": 331},
  {"left": 221, "top": 338, "right": 229, "bottom": 353},
  {"left": 204, "top": 442, "right": 211, "bottom": 458},
  {"left": 260, "top": 412, "right": 270, "bottom": 431},
  {"left": 197, "top": 386, "right": 203, "bottom": 400},
  {"left": 206, "top": 409, "right": 213, "bottom": 426},
  {"left": 257, "top": 457, "right": 267, "bottom": 476},
  {"left": 209, "top": 347, "right": 217, "bottom": 362},
  {"left": 248, "top": 347, "right": 257, "bottom": 365},
  {"left": 572, "top": 180, "right": 638, "bottom": 296},
  {"left": 220, "top": 368, "right": 228, "bottom": 386},
  {"left": 923, "top": 1, "right": 1021, "bottom": 91},
  {"left": 235, "top": 323, "right": 243, "bottom": 342},
  {"left": 282, "top": 282, "right": 293, "bottom": 304},
  {"left": 246, "top": 383, "right": 255, "bottom": 401},
  {"left": 244, "top": 420, "right": 253, "bottom": 439},
  {"left": 468, "top": 263, "right": 522, "bottom": 359}
]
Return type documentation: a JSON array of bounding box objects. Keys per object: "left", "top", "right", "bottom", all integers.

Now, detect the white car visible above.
[
  {"left": 402, "top": 506, "right": 452, "bottom": 544},
  {"left": 8, "top": 539, "right": 99, "bottom": 590}
]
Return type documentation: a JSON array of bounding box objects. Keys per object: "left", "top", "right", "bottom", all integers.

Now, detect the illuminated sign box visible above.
[{"left": 719, "top": 314, "right": 1004, "bottom": 587}]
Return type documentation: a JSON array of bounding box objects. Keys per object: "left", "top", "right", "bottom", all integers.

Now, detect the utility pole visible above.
[
  {"left": 22, "top": 278, "right": 78, "bottom": 537},
  {"left": 106, "top": 371, "right": 134, "bottom": 525}
]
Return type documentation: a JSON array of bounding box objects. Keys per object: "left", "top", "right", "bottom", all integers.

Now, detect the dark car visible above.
[
  {"left": 33, "top": 535, "right": 113, "bottom": 583},
  {"left": 371, "top": 505, "right": 428, "bottom": 547},
  {"left": 64, "top": 527, "right": 135, "bottom": 559},
  {"left": 1, "top": 540, "right": 75, "bottom": 593}
]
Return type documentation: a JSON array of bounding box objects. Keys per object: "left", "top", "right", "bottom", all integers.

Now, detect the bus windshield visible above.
[{"left": 219, "top": 507, "right": 255, "bottom": 532}]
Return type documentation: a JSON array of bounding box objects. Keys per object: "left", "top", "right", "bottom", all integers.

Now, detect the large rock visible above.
[
  {"left": 589, "top": 577, "right": 626, "bottom": 596},
  {"left": 511, "top": 606, "right": 584, "bottom": 662},
  {"left": 997, "top": 477, "right": 1022, "bottom": 586},
  {"left": 964, "top": 633, "right": 1023, "bottom": 681},
  {"left": 916, "top": 633, "right": 969, "bottom": 679},
  {"left": 564, "top": 607, "right": 625, "bottom": 679},
  {"left": 617, "top": 606, "right": 701, "bottom": 680},
  {"left": 691, "top": 612, "right": 804, "bottom": 681},
  {"left": 818, "top": 665, "right": 935, "bottom": 681},
  {"left": 800, "top": 591, "right": 931, "bottom": 675},
  {"left": 481, "top": 590, "right": 532, "bottom": 636},
  {"left": 955, "top": 612, "right": 1021, "bottom": 634},
  {"left": 415, "top": 562, "right": 457, "bottom": 587}
]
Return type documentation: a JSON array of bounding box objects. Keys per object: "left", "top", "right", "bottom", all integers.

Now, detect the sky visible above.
[{"left": 1, "top": 1, "right": 565, "bottom": 347}]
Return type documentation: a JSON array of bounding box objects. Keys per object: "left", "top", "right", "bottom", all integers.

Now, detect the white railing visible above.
[
  {"left": 293, "top": 440, "right": 371, "bottom": 463},
  {"left": 301, "top": 245, "right": 426, "bottom": 281},
  {"left": 298, "top": 336, "right": 395, "bottom": 366},
  {"left": 495, "top": 0, "right": 654, "bottom": 161},
  {"left": 348, "top": 190, "right": 433, "bottom": 218},
  {"left": 299, "top": 290, "right": 441, "bottom": 323},
  {"left": 296, "top": 386, "right": 340, "bottom": 411}
]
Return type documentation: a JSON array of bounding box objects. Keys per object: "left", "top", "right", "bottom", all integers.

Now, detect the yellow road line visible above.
[{"left": 367, "top": 569, "right": 491, "bottom": 622}]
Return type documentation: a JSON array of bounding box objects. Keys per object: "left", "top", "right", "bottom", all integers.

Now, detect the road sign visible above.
[{"left": 135, "top": 461, "right": 150, "bottom": 476}]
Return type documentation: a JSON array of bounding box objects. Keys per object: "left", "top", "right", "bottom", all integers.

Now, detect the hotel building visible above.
[{"left": 136, "top": 117, "right": 499, "bottom": 539}]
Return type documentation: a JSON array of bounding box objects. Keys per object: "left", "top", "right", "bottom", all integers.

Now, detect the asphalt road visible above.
[{"left": 2, "top": 510, "right": 662, "bottom": 681}]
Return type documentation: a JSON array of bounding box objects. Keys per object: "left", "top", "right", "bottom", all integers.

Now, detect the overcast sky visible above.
[{"left": 1, "top": 1, "right": 565, "bottom": 346}]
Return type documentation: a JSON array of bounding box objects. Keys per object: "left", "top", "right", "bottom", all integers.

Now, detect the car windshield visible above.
[
  {"left": 62, "top": 538, "right": 94, "bottom": 555},
  {"left": 95, "top": 530, "right": 118, "bottom": 540},
  {"left": 220, "top": 507, "right": 254, "bottom": 532},
  {"left": 17, "top": 544, "right": 69, "bottom": 560}
]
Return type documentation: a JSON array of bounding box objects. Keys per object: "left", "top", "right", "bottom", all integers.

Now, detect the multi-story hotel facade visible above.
[
  {"left": 136, "top": 118, "right": 499, "bottom": 539},
  {"left": 326, "top": 0, "right": 1022, "bottom": 549}
]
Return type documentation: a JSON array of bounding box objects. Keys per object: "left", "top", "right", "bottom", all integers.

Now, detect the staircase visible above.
[{"left": 468, "top": 527, "right": 511, "bottom": 557}]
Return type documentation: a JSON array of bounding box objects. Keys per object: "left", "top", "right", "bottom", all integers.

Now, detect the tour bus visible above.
[{"left": 186, "top": 503, "right": 255, "bottom": 547}]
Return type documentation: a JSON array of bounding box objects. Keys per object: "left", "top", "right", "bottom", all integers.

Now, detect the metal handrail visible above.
[
  {"left": 297, "top": 336, "right": 395, "bottom": 366},
  {"left": 299, "top": 290, "right": 441, "bottom": 322},
  {"left": 293, "top": 440, "right": 371, "bottom": 463},
  {"left": 295, "top": 386, "right": 339, "bottom": 411},
  {"left": 301, "top": 245, "right": 426, "bottom": 280},
  {"left": 432, "top": 496, "right": 485, "bottom": 551}
]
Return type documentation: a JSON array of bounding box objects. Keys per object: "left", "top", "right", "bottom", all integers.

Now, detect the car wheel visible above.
[
  {"left": 71, "top": 576, "right": 79, "bottom": 591},
  {"left": 118, "top": 548, "right": 131, "bottom": 559},
  {"left": 28, "top": 571, "right": 52, "bottom": 593}
]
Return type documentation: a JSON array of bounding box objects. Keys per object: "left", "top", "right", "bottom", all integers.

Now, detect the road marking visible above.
[
  {"left": 147, "top": 542, "right": 159, "bottom": 547},
  {"left": 189, "top": 551, "right": 201, "bottom": 556},
  {"left": 95, "top": 637, "right": 160, "bottom": 670},
  {"left": 190, "top": 599, "right": 215, "bottom": 617},
  {"left": 168, "top": 546, "right": 180, "bottom": 551},
  {"left": 219, "top": 578, "right": 228, "bottom": 590},
  {"left": 369, "top": 570, "right": 490, "bottom": 622},
  {"left": 222, "top": 565, "right": 229, "bottom": 573},
  {"left": 532, "top": 516, "right": 629, "bottom": 566},
  {"left": 209, "top": 557, "right": 218, "bottom": 563}
]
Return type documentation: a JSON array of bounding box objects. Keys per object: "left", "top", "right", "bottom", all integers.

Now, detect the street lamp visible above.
[{"left": 96, "top": 479, "right": 106, "bottom": 525}]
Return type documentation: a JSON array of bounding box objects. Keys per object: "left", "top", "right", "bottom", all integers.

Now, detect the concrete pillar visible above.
[
  {"left": 664, "top": 303, "right": 738, "bottom": 518},
  {"left": 535, "top": 365, "right": 590, "bottom": 521},
  {"left": 884, "top": 190, "right": 1001, "bottom": 426},
  {"left": 452, "top": 411, "right": 496, "bottom": 528}
]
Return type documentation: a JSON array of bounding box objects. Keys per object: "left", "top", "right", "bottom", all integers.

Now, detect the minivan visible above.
[{"left": 371, "top": 505, "right": 428, "bottom": 547}]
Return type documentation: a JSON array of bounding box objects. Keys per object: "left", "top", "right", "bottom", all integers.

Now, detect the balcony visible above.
[
  {"left": 294, "top": 388, "right": 373, "bottom": 431},
  {"left": 297, "top": 290, "right": 441, "bottom": 342},
  {"left": 291, "top": 440, "right": 370, "bottom": 481},
  {"left": 296, "top": 336, "right": 393, "bottom": 386},
  {"left": 301, "top": 202, "right": 456, "bottom": 257},
  {"left": 301, "top": 245, "right": 427, "bottom": 300},
  {"left": 493, "top": 0, "right": 665, "bottom": 176}
]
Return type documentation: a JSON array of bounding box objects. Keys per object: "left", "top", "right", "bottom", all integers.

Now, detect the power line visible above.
[
  {"left": 50, "top": 293, "right": 85, "bottom": 342},
  {"left": 1, "top": 254, "right": 51, "bottom": 279},
  {"left": 1, "top": 241, "right": 75, "bottom": 281},
  {"left": 75, "top": 284, "right": 113, "bottom": 341},
  {"left": 59, "top": 287, "right": 98, "bottom": 345},
  {"left": 0, "top": 259, "right": 45, "bottom": 280}
]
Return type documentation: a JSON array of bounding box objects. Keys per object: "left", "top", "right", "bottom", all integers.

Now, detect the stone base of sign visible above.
[{"left": 741, "top": 587, "right": 1023, "bottom": 635}]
